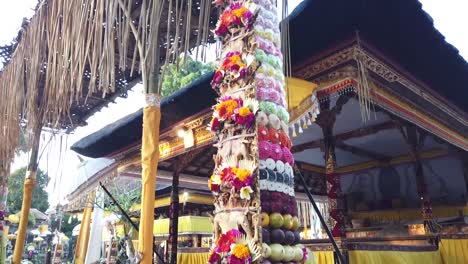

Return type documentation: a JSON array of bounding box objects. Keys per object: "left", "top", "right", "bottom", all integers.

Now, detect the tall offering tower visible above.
[{"left": 208, "top": 1, "right": 309, "bottom": 263}]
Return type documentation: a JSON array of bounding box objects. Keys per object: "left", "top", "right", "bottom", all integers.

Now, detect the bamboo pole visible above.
[
  {"left": 74, "top": 191, "right": 95, "bottom": 264},
  {"left": 13, "top": 125, "right": 41, "bottom": 264},
  {"left": 0, "top": 163, "right": 9, "bottom": 264}
]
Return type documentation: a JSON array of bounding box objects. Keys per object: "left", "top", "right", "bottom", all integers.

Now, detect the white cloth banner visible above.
[{"left": 85, "top": 191, "right": 104, "bottom": 263}]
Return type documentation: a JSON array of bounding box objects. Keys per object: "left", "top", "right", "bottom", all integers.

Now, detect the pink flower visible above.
[
  {"left": 244, "top": 113, "right": 255, "bottom": 129},
  {"left": 270, "top": 143, "right": 283, "bottom": 161},
  {"left": 212, "top": 70, "right": 224, "bottom": 85},
  {"left": 228, "top": 255, "right": 244, "bottom": 264},
  {"left": 258, "top": 141, "right": 271, "bottom": 159},
  {"left": 208, "top": 251, "right": 221, "bottom": 263}
]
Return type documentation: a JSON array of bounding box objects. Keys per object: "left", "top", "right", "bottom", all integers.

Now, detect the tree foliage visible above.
[
  {"left": 7, "top": 167, "right": 50, "bottom": 213},
  {"left": 161, "top": 57, "right": 215, "bottom": 98}
]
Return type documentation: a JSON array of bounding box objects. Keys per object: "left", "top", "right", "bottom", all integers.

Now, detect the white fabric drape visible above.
[{"left": 85, "top": 190, "right": 104, "bottom": 263}]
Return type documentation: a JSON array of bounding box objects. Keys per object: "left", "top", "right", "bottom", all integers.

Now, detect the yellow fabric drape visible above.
[
  {"left": 131, "top": 194, "right": 213, "bottom": 211},
  {"left": 313, "top": 251, "right": 334, "bottom": 264},
  {"left": 439, "top": 239, "right": 468, "bottom": 264},
  {"left": 138, "top": 106, "right": 161, "bottom": 264},
  {"left": 13, "top": 174, "right": 35, "bottom": 264},
  {"left": 153, "top": 216, "right": 213, "bottom": 235},
  {"left": 74, "top": 192, "right": 95, "bottom": 264},
  {"left": 349, "top": 250, "right": 443, "bottom": 264},
  {"left": 285, "top": 77, "right": 318, "bottom": 111},
  {"left": 176, "top": 252, "right": 209, "bottom": 264}
]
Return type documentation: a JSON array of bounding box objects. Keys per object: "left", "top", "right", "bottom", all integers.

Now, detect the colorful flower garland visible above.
[
  {"left": 215, "top": 2, "right": 255, "bottom": 37},
  {"left": 208, "top": 229, "right": 260, "bottom": 264},
  {"left": 212, "top": 51, "right": 250, "bottom": 91},
  {"left": 210, "top": 96, "right": 258, "bottom": 131}
]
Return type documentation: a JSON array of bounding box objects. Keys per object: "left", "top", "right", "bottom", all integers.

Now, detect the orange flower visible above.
[
  {"left": 232, "top": 168, "right": 251, "bottom": 182},
  {"left": 232, "top": 243, "right": 250, "bottom": 259}
]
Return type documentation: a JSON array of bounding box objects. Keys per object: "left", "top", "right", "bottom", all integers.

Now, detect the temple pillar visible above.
[
  {"left": 168, "top": 168, "right": 180, "bottom": 264},
  {"left": 74, "top": 191, "right": 95, "bottom": 264}
]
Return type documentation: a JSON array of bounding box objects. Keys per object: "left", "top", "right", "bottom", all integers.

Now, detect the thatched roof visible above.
[{"left": 0, "top": 0, "right": 217, "bottom": 163}]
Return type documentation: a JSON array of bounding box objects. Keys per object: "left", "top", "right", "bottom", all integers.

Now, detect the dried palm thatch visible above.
[{"left": 0, "top": 0, "right": 216, "bottom": 163}]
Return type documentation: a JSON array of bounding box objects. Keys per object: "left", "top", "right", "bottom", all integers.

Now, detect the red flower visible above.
[
  {"left": 232, "top": 177, "right": 245, "bottom": 190},
  {"left": 211, "top": 117, "right": 221, "bottom": 131},
  {"left": 217, "top": 233, "right": 236, "bottom": 252},
  {"left": 228, "top": 255, "right": 245, "bottom": 264}
]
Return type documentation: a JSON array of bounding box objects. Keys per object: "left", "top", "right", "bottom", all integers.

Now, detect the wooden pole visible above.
[
  {"left": 13, "top": 125, "right": 41, "bottom": 264},
  {"left": 74, "top": 191, "right": 95, "bottom": 264},
  {"left": 168, "top": 168, "right": 180, "bottom": 264}
]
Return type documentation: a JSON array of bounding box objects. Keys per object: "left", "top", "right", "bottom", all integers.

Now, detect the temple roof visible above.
[
  {"left": 289, "top": 0, "right": 468, "bottom": 113},
  {"left": 71, "top": 73, "right": 216, "bottom": 157},
  {"left": 72, "top": 0, "right": 468, "bottom": 158}
]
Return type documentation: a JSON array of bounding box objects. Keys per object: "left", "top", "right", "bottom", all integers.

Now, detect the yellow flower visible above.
[
  {"left": 238, "top": 106, "right": 251, "bottom": 117},
  {"left": 232, "top": 7, "right": 248, "bottom": 18},
  {"left": 208, "top": 174, "right": 221, "bottom": 190},
  {"left": 232, "top": 243, "right": 250, "bottom": 259},
  {"left": 234, "top": 168, "right": 251, "bottom": 181},
  {"left": 239, "top": 186, "right": 253, "bottom": 200},
  {"left": 229, "top": 54, "right": 242, "bottom": 64}
]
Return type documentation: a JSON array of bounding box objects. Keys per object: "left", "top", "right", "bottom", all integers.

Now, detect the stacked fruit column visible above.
[{"left": 208, "top": 0, "right": 311, "bottom": 263}]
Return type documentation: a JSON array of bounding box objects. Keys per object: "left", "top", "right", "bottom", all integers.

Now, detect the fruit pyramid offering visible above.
[{"left": 208, "top": 0, "right": 312, "bottom": 263}]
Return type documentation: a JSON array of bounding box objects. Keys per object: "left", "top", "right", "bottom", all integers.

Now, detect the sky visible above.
[{"left": 1, "top": 0, "right": 467, "bottom": 206}]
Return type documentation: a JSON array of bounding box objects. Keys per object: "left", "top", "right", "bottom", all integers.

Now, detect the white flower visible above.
[{"left": 240, "top": 186, "right": 253, "bottom": 200}]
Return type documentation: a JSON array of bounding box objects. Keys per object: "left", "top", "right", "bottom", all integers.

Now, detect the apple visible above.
[
  {"left": 261, "top": 212, "right": 270, "bottom": 227},
  {"left": 269, "top": 213, "right": 284, "bottom": 229},
  {"left": 282, "top": 214, "right": 293, "bottom": 230},
  {"left": 269, "top": 244, "right": 285, "bottom": 262},
  {"left": 291, "top": 216, "right": 300, "bottom": 231}
]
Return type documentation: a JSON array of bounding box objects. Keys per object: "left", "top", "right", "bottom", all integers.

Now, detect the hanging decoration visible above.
[{"left": 209, "top": 0, "right": 309, "bottom": 263}]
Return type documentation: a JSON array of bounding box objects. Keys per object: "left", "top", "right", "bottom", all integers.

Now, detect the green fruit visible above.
[
  {"left": 283, "top": 245, "right": 295, "bottom": 262},
  {"left": 291, "top": 216, "right": 300, "bottom": 231},
  {"left": 261, "top": 212, "right": 270, "bottom": 227},
  {"left": 293, "top": 246, "right": 304, "bottom": 261},
  {"left": 282, "top": 214, "right": 293, "bottom": 229},
  {"left": 269, "top": 243, "right": 285, "bottom": 262},
  {"left": 269, "top": 213, "right": 284, "bottom": 229}
]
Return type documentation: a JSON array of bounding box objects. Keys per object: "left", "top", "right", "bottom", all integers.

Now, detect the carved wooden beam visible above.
[{"left": 292, "top": 121, "right": 397, "bottom": 153}]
